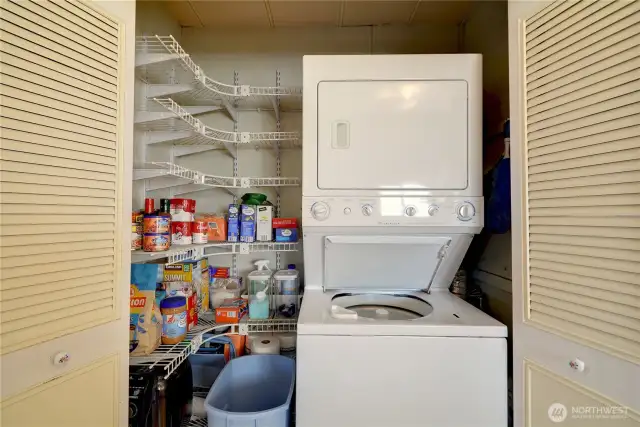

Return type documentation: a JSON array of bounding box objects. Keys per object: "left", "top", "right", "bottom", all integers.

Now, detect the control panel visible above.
[{"left": 304, "top": 197, "right": 483, "bottom": 227}]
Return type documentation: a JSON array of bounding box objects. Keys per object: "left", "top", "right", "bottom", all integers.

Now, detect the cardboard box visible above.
[
  {"left": 273, "top": 218, "right": 298, "bottom": 229},
  {"left": 240, "top": 204, "right": 256, "bottom": 243},
  {"left": 227, "top": 204, "right": 240, "bottom": 242},
  {"left": 215, "top": 298, "right": 247, "bottom": 324},
  {"left": 275, "top": 228, "right": 298, "bottom": 242},
  {"left": 209, "top": 266, "right": 230, "bottom": 278},
  {"left": 256, "top": 205, "right": 273, "bottom": 242}
]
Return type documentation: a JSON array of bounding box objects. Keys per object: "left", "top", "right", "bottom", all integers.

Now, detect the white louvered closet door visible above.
[
  {"left": 509, "top": 1, "right": 640, "bottom": 426},
  {"left": 0, "top": 1, "right": 134, "bottom": 426}
]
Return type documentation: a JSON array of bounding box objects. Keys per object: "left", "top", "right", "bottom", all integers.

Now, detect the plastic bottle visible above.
[{"left": 248, "top": 260, "right": 272, "bottom": 319}]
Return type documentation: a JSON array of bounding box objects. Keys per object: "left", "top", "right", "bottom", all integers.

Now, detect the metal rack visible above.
[
  {"left": 133, "top": 162, "right": 300, "bottom": 195},
  {"left": 132, "top": 241, "right": 300, "bottom": 265},
  {"left": 136, "top": 35, "right": 302, "bottom": 121}
]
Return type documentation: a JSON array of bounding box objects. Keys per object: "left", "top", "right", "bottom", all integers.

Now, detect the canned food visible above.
[
  {"left": 171, "top": 221, "right": 193, "bottom": 245},
  {"left": 132, "top": 211, "right": 143, "bottom": 224},
  {"left": 192, "top": 220, "right": 208, "bottom": 244},
  {"left": 131, "top": 223, "right": 142, "bottom": 250},
  {"left": 143, "top": 233, "right": 170, "bottom": 252},
  {"left": 143, "top": 215, "right": 171, "bottom": 234},
  {"left": 170, "top": 198, "right": 196, "bottom": 221}
]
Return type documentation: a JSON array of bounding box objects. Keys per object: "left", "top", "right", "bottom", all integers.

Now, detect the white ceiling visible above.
[{"left": 162, "top": 0, "right": 473, "bottom": 28}]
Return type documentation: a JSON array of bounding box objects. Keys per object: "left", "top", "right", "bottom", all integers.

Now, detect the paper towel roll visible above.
[
  {"left": 251, "top": 337, "right": 280, "bottom": 355},
  {"left": 276, "top": 333, "right": 296, "bottom": 352}
]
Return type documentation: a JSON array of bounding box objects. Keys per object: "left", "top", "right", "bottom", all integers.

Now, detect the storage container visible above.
[
  {"left": 189, "top": 353, "right": 226, "bottom": 389},
  {"left": 274, "top": 265, "right": 299, "bottom": 318},
  {"left": 248, "top": 260, "right": 272, "bottom": 319},
  {"left": 204, "top": 355, "right": 295, "bottom": 427}
]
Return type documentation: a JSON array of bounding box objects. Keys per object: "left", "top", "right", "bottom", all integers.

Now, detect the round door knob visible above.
[
  {"left": 428, "top": 205, "right": 439, "bottom": 216},
  {"left": 311, "top": 202, "right": 330, "bottom": 221},
  {"left": 457, "top": 202, "right": 476, "bottom": 221},
  {"left": 362, "top": 204, "right": 374, "bottom": 216},
  {"left": 405, "top": 206, "right": 417, "bottom": 217}
]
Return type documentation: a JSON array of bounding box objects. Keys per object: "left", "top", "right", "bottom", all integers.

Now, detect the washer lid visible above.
[
  {"left": 331, "top": 293, "right": 434, "bottom": 321},
  {"left": 323, "top": 235, "right": 451, "bottom": 292}
]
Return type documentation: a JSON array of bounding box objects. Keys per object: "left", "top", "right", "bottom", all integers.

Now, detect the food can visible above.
[
  {"left": 132, "top": 211, "right": 143, "bottom": 224},
  {"left": 143, "top": 215, "right": 171, "bottom": 234},
  {"left": 131, "top": 223, "right": 142, "bottom": 250},
  {"left": 171, "top": 221, "right": 193, "bottom": 245},
  {"left": 170, "top": 198, "right": 196, "bottom": 221},
  {"left": 192, "top": 220, "right": 208, "bottom": 244},
  {"left": 143, "top": 233, "right": 170, "bottom": 252}
]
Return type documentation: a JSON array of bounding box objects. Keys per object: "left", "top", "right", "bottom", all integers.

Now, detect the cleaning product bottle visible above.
[{"left": 248, "top": 260, "right": 272, "bottom": 319}]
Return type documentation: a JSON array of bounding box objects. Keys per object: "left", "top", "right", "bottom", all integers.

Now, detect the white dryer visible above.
[{"left": 298, "top": 55, "right": 508, "bottom": 427}]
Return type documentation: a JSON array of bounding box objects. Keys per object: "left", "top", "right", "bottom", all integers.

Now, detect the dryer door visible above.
[{"left": 317, "top": 80, "right": 468, "bottom": 191}]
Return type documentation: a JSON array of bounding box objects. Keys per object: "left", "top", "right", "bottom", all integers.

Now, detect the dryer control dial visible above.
[
  {"left": 311, "top": 202, "right": 330, "bottom": 221},
  {"left": 457, "top": 202, "right": 476, "bottom": 221},
  {"left": 362, "top": 204, "right": 374, "bottom": 216},
  {"left": 405, "top": 206, "right": 417, "bottom": 217},
  {"left": 427, "top": 205, "right": 439, "bottom": 216}
]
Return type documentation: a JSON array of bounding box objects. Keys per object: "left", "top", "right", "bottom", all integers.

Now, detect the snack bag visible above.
[{"left": 130, "top": 265, "right": 163, "bottom": 356}]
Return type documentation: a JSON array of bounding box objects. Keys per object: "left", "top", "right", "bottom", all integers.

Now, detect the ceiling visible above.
[{"left": 162, "top": 0, "right": 473, "bottom": 28}]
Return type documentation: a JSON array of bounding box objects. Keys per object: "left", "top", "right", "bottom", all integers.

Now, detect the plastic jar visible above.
[{"left": 160, "top": 296, "right": 187, "bottom": 344}]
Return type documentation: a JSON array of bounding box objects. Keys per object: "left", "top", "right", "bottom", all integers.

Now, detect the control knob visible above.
[
  {"left": 427, "top": 205, "right": 439, "bottom": 216},
  {"left": 362, "top": 204, "right": 374, "bottom": 216},
  {"left": 311, "top": 202, "right": 330, "bottom": 221},
  {"left": 457, "top": 202, "right": 476, "bottom": 221},
  {"left": 405, "top": 206, "right": 417, "bottom": 217}
]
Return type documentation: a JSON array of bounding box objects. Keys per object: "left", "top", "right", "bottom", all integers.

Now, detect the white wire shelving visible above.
[
  {"left": 129, "top": 315, "right": 231, "bottom": 379},
  {"left": 130, "top": 313, "right": 298, "bottom": 380},
  {"left": 182, "top": 417, "right": 207, "bottom": 427},
  {"left": 136, "top": 35, "right": 302, "bottom": 121},
  {"left": 132, "top": 241, "right": 300, "bottom": 265},
  {"left": 133, "top": 162, "right": 300, "bottom": 195}
]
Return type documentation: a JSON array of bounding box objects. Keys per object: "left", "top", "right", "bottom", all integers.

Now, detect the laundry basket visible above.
[{"left": 204, "top": 355, "right": 295, "bottom": 427}]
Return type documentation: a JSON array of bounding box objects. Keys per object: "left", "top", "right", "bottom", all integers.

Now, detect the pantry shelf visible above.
[
  {"left": 136, "top": 35, "right": 302, "bottom": 120},
  {"left": 134, "top": 162, "right": 300, "bottom": 194},
  {"left": 132, "top": 241, "right": 300, "bottom": 265},
  {"left": 129, "top": 315, "right": 234, "bottom": 379},
  {"left": 239, "top": 317, "right": 298, "bottom": 335},
  {"left": 154, "top": 98, "right": 300, "bottom": 154}
]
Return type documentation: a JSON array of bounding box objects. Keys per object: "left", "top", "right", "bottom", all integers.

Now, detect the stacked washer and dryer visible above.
[{"left": 297, "top": 55, "right": 508, "bottom": 427}]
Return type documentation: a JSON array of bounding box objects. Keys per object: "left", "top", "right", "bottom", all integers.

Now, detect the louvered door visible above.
[
  {"left": 0, "top": 1, "right": 134, "bottom": 425},
  {"left": 509, "top": 1, "right": 640, "bottom": 426}
]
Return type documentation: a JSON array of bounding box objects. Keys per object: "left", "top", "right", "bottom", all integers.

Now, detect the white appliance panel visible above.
[
  {"left": 317, "top": 80, "right": 468, "bottom": 190},
  {"left": 296, "top": 335, "right": 508, "bottom": 427}
]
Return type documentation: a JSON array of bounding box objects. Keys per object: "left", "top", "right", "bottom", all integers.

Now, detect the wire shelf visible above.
[
  {"left": 132, "top": 241, "right": 300, "bottom": 265},
  {"left": 145, "top": 98, "right": 300, "bottom": 152},
  {"left": 182, "top": 417, "right": 208, "bottom": 427},
  {"left": 133, "top": 162, "right": 300, "bottom": 193},
  {"left": 129, "top": 315, "right": 233, "bottom": 379},
  {"left": 239, "top": 317, "right": 298, "bottom": 334},
  {"left": 136, "top": 35, "right": 302, "bottom": 119}
]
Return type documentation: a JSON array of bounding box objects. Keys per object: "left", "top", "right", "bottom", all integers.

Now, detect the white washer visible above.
[{"left": 298, "top": 55, "right": 508, "bottom": 427}]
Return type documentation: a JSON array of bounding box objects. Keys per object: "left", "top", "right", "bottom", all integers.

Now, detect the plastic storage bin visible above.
[
  {"left": 190, "top": 353, "right": 226, "bottom": 389},
  {"left": 205, "top": 355, "right": 295, "bottom": 427}
]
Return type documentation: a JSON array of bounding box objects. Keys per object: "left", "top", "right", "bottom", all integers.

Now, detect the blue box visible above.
[
  {"left": 240, "top": 204, "right": 256, "bottom": 243},
  {"left": 227, "top": 204, "right": 239, "bottom": 242},
  {"left": 275, "top": 228, "right": 298, "bottom": 242}
]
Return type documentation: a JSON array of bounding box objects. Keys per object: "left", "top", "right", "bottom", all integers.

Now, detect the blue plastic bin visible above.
[
  {"left": 204, "top": 355, "right": 295, "bottom": 427},
  {"left": 189, "top": 353, "right": 226, "bottom": 389}
]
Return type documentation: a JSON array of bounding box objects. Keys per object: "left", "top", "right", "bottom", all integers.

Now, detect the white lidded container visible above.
[
  {"left": 274, "top": 265, "right": 299, "bottom": 318},
  {"left": 247, "top": 260, "right": 272, "bottom": 319}
]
